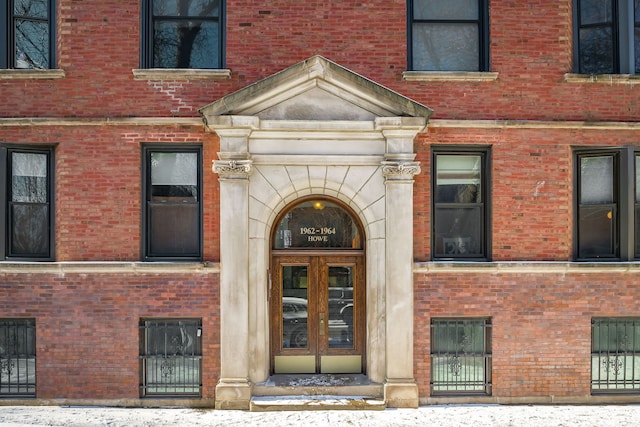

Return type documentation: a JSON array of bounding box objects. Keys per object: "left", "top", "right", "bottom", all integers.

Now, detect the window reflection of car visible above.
[
  {"left": 282, "top": 297, "right": 309, "bottom": 348},
  {"left": 282, "top": 296, "right": 353, "bottom": 349}
]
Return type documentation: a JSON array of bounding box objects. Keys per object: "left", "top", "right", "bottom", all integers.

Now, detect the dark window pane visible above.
[
  {"left": 14, "top": 0, "right": 48, "bottom": 19},
  {"left": 580, "top": 0, "right": 613, "bottom": 25},
  {"left": 153, "top": 21, "right": 218, "bottom": 68},
  {"left": 9, "top": 204, "right": 49, "bottom": 257},
  {"left": 434, "top": 207, "right": 483, "bottom": 256},
  {"left": 578, "top": 204, "right": 616, "bottom": 257},
  {"left": 149, "top": 203, "right": 199, "bottom": 256},
  {"left": 635, "top": 27, "right": 640, "bottom": 73},
  {"left": 412, "top": 23, "right": 479, "bottom": 71},
  {"left": 580, "top": 155, "right": 614, "bottom": 204},
  {"left": 635, "top": 205, "right": 640, "bottom": 256},
  {"left": 413, "top": 0, "right": 478, "bottom": 20},
  {"left": 579, "top": 27, "right": 614, "bottom": 74},
  {"left": 153, "top": 0, "right": 219, "bottom": 17}
]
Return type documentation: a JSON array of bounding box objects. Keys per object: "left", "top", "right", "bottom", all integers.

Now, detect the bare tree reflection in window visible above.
[
  {"left": 152, "top": 0, "right": 220, "bottom": 68},
  {"left": 14, "top": 0, "right": 50, "bottom": 69}
]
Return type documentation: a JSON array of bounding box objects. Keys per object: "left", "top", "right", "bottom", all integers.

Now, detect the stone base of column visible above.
[
  {"left": 215, "top": 379, "right": 252, "bottom": 410},
  {"left": 384, "top": 380, "right": 419, "bottom": 408}
]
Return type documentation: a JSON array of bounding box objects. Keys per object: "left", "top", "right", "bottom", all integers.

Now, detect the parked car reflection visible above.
[{"left": 282, "top": 295, "right": 353, "bottom": 349}]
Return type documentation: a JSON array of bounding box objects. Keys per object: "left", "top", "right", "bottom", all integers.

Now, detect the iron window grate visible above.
[
  {"left": 430, "top": 318, "right": 492, "bottom": 396},
  {"left": 592, "top": 318, "right": 640, "bottom": 393},
  {"left": 0, "top": 319, "right": 36, "bottom": 397},
  {"left": 140, "top": 319, "right": 202, "bottom": 397}
]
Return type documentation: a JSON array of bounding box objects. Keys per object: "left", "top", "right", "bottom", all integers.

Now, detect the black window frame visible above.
[
  {"left": 0, "top": 318, "right": 36, "bottom": 398},
  {"left": 0, "top": 0, "right": 56, "bottom": 69},
  {"left": 142, "top": 145, "right": 203, "bottom": 261},
  {"left": 430, "top": 317, "right": 492, "bottom": 396},
  {"left": 574, "top": 146, "right": 637, "bottom": 261},
  {"left": 139, "top": 318, "right": 203, "bottom": 398},
  {"left": 432, "top": 147, "right": 491, "bottom": 261},
  {"left": 0, "top": 145, "right": 55, "bottom": 261},
  {"left": 574, "top": 0, "right": 639, "bottom": 74},
  {"left": 591, "top": 317, "right": 640, "bottom": 394},
  {"left": 140, "top": 0, "right": 225, "bottom": 69},
  {"left": 407, "top": 0, "right": 490, "bottom": 72}
]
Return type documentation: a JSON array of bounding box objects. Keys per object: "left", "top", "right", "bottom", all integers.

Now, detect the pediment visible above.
[{"left": 199, "top": 56, "right": 433, "bottom": 122}]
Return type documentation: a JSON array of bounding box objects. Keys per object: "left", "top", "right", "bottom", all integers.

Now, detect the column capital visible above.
[
  {"left": 381, "top": 160, "right": 421, "bottom": 181},
  {"left": 213, "top": 159, "right": 253, "bottom": 179}
]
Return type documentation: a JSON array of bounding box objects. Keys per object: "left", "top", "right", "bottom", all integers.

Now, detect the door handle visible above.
[{"left": 319, "top": 313, "right": 325, "bottom": 336}]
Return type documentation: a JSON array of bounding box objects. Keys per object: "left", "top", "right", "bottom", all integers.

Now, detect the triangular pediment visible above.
[{"left": 199, "top": 56, "right": 432, "bottom": 121}]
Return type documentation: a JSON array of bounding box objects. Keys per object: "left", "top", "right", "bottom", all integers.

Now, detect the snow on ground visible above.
[{"left": 1, "top": 405, "right": 640, "bottom": 427}]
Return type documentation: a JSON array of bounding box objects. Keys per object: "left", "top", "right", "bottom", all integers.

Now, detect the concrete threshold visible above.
[{"left": 250, "top": 395, "right": 386, "bottom": 412}]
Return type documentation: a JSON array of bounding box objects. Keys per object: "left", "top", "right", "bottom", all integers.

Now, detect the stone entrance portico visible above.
[{"left": 199, "top": 56, "right": 432, "bottom": 410}]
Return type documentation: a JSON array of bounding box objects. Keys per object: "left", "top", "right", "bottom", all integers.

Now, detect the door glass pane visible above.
[
  {"left": 273, "top": 200, "right": 361, "bottom": 249},
  {"left": 328, "top": 267, "right": 354, "bottom": 349},
  {"left": 580, "top": 155, "right": 614, "bottom": 204},
  {"left": 282, "top": 266, "right": 308, "bottom": 349}
]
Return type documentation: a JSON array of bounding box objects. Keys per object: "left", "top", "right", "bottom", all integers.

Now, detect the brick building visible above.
[{"left": 1, "top": 0, "right": 640, "bottom": 410}]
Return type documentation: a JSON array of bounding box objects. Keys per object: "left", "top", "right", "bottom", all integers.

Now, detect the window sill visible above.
[
  {"left": 132, "top": 68, "right": 232, "bottom": 80},
  {"left": 564, "top": 73, "right": 640, "bottom": 84},
  {"left": 402, "top": 71, "right": 499, "bottom": 82},
  {"left": 415, "top": 260, "right": 640, "bottom": 273},
  {"left": 0, "top": 69, "right": 65, "bottom": 79}
]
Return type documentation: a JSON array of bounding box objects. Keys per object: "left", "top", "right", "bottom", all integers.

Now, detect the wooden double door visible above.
[{"left": 270, "top": 254, "right": 365, "bottom": 374}]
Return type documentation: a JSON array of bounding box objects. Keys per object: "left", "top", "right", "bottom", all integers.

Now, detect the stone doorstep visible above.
[{"left": 250, "top": 395, "right": 386, "bottom": 412}]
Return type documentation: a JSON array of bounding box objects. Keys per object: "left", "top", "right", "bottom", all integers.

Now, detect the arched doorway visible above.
[{"left": 269, "top": 197, "right": 366, "bottom": 374}]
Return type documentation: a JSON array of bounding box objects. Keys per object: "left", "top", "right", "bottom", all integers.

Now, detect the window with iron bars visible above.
[
  {"left": 140, "top": 318, "right": 202, "bottom": 397},
  {"left": 592, "top": 318, "right": 640, "bottom": 393},
  {"left": 430, "top": 318, "right": 491, "bottom": 395},
  {"left": 0, "top": 319, "right": 36, "bottom": 397}
]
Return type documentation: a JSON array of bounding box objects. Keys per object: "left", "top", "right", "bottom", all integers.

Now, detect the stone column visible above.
[
  {"left": 380, "top": 123, "right": 423, "bottom": 408},
  {"left": 211, "top": 125, "right": 254, "bottom": 409}
]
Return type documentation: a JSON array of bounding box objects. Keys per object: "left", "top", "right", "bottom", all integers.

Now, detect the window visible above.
[
  {"left": 408, "top": 0, "right": 489, "bottom": 71},
  {"left": 574, "top": 0, "right": 640, "bottom": 74},
  {"left": 575, "top": 147, "right": 638, "bottom": 260},
  {"left": 432, "top": 149, "right": 490, "bottom": 260},
  {"left": 430, "top": 318, "right": 491, "bottom": 395},
  {"left": 142, "top": 146, "right": 202, "bottom": 260},
  {"left": 0, "top": 319, "right": 36, "bottom": 397},
  {"left": 140, "top": 319, "right": 202, "bottom": 397},
  {"left": 141, "top": 0, "right": 223, "bottom": 69},
  {"left": 1, "top": 146, "right": 54, "bottom": 261},
  {"left": 592, "top": 318, "right": 640, "bottom": 393},
  {"left": 1, "top": 0, "right": 55, "bottom": 69}
]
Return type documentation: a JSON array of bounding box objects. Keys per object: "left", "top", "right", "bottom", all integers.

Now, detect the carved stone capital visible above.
[
  {"left": 213, "top": 159, "right": 253, "bottom": 179},
  {"left": 381, "top": 161, "right": 421, "bottom": 180}
]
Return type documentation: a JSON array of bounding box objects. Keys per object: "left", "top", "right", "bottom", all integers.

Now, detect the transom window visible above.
[
  {"left": 574, "top": 0, "right": 640, "bottom": 74},
  {"left": 432, "top": 149, "right": 490, "bottom": 260},
  {"left": 430, "top": 318, "right": 492, "bottom": 395},
  {"left": 142, "top": 0, "right": 223, "bottom": 69},
  {"left": 1, "top": 146, "right": 54, "bottom": 261},
  {"left": 142, "top": 146, "right": 202, "bottom": 261},
  {"left": 0, "top": 0, "right": 55, "bottom": 69},
  {"left": 408, "top": 0, "right": 489, "bottom": 71},
  {"left": 139, "top": 318, "right": 202, "bottom": 397},
  {"left": 592, "top": 318, "right": 640, "bottom": 393},
  {"left": 575, "top": 147, "right": 638, "bottom": 260},
  {"left": 0, "top": 319, "right": 36, "bottom": 397}
]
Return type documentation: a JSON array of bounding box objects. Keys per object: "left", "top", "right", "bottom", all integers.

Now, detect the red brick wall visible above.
[
  {"left": 0, "top": 272, "right": 220, "bottom": 399},
  {"left": 0, "top": 125, "right": 220, "bottom": 262},
  {"left": 1, "top": 1, "right": 639, "bottom": 122},
  {"left": 414, "top": 271, "right": 640, "bottom": 398}
]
